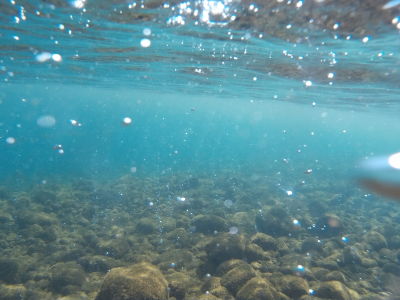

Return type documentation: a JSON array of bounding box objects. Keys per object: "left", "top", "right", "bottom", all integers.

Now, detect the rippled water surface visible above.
[{"left": 1, "top": 0, "right": 400, "bottom": 299}]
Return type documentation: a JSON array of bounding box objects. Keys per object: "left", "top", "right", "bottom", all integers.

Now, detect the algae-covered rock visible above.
[
  {"left": 279, "top": 275, "right": 309, "bottom": 298},
  {"left": 95, "top": 262, "right": 168, "bottom": 300},
  {"left": 317, "top": 281, "right": 360, "bottom": 300},
  {"left": 78, "top": 255, "right": 120, "bottom": 273},
  {"left": 136, "top": 217, "right": 158, "bottom": 234},
  {"left": 166, "top": 271, "right": 192, "bottom": 300},
  {"left": 365, "top": 231, "right": 387, "bottom": 251},
  {"left": 50, "top": 262, "right": 86, "bottom": 294},
  {"left": 220, "top": 264, "right": 256, "bottom": 295},
  {"left": 0, "top": 259, "right": 19, "bottom": 283},
  {"left": 312, "top": 214, "right": 343, "bottom": 237},
  {"left": 245, "top": 243, "right": 272, "bottom": 262},
  {"left": 250, "top": 233, "right": 278, "bottom": 251},
  {"left": 206, "top": 234, "right": 246, "bottom": 264},
  {"left": 236, "top": 277, "right": 286, "bottom": 300},
  {"left": 0, "top": 284, "right": 27, "bottom": 300},
  {"left": 323, "top": 271, "right": 347, "bottom": 282},
  {"left": 301, "top": 237, "right": 323, "bottom": 253},
  {"left": 192, "top": 215, "right": 227, "bottom": 234},
  {"left": 255, "top": 207, "right": 292, "bottom": 237}
]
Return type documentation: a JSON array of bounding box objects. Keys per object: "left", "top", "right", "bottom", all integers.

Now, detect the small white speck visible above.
[
  {"left": 6, "top": 137, "right": 16, "bottom": 144},
  {"left": 304, "top": 80, "right": 312, "bottom": 87},
  {"left": 143, "top": 28, "right": 151, "bottom": 36},
  {"left": 52, "top": 53, "right": 62, "bottom": 62},
  {"left": 140, "top": 38, "right": 151, "bottom": 48},
  {"left": 122, "top": 117, "right": 132, "bottom": 125},
  {"left": 362, "top": 36, "right": 369, "bottom": 43}
]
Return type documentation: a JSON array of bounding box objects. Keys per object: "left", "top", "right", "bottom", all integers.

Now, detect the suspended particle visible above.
[
  {"left": 52, "top": 53, "right": 62, "bottom": 62},
  {"left": 37, "top": 115, "right": 56, "bottom": 128},
  {"left": 304, "top": 169, "right": 313, "bottom": 174},
  {"left": 35, "top": 52, "right": 52, "bottom": 63},
  {"left": 229, "top": 226, "right": 239, "bottom": 234},
  {"left": 6, "top": 137, "right": 16, "bottom": 144},
  {"left": 140, "top": 38, "right": 151, "bottom": 48},
  {"left": 122, "top": 117, "right": 132, "bottom": 126},
  {"left": 176, "top": 196, "right": 186, "bottom": 202},
  {"left": 304, "top": 80, "right": 312, "bottom": 87},
  {"left": 224, "top": 199, "right": 233, "bottom": 208},
  {"left": 69, "top": 119, "right": 82, "bottom": 127},
  {"left": 286, "top": 190, "right": 293, "bottom": 196},
  {"left": 130, "top": 166, "right": 137, "bottom": 173},
  {"left": 143, "top": 28, "right": 152, "bottom": 36}
]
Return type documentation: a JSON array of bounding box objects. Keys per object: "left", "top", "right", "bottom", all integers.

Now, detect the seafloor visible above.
[{"left": 0, "top": 171, "right": 400, "bottom": 300}]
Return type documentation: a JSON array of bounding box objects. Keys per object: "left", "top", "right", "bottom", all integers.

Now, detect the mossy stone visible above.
[
  {"left": 136, "top": 218, "right": 158, "bottom": 234},
  {"left": 192, "top": 215, "right": 227, "bottom": 234},
  {"left": 279, "top": 275, "right": 309, "bottom": 298},
  {"left": 236, "top": 277, "right": 284, "bottom": 300},
  {"left": 220, "top": 264, "right": 256, "bottom": 295},
  {"left": 250, "top": 233, "right": 278, "bottom": 251},
  {"left": 317, "top": 281, "right": 360, "bottom": 300},
  {"left": 0, "top": 284, "right": 27, "bottom": 300},
  {"left": 0, "top": 259, "right": 19, "bottom": 283},
  {"left": 206, "top": 234, "right": 246, "bottom": 264},
  {"left": 365, "top": 231, "right": 387, "bottom": 251},
  {"left": 50, "top": 262, "right": 86, "bottom": 294},
  {"left": 95, "top": 262, "right": 168, "bottom": 300}
]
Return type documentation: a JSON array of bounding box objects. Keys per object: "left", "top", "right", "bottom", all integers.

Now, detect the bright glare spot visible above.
[
  {"left": 58, "top": 24, "right": 65, "bottom": 30},
  {"left": 252, "top": 76, "right": 257, "bottom": 81},
  {"left": 333, "top": 23, "right": 339, "bottom": 30},
  {"left": 309, "top": 289, "right": 315, "bottom": 295},
  {"left": 13, "top": 36, "right": 19, "bottom": 40},
  {"left": 37, "top": 115, "right": 56, "bottom": 128},
  {"left": 229, "top": 226, "right": 238, "bottom": 234},
  {"left": 296, "top": 265, "right": 305, "bottom": 272},
  {"left": 293, "top": 219, "right": 300, "bottom": 226},
  {"left": 327, "top": 72, "right": 335, "bottom": 79},
  {"left": 140, "top": 38, "right": 151, "bottom": 48},
  {"left": 69, "top": 119, "right": 82, "bottom": 127},
  {"left": 6, "top": 137, "right": 16, "bottom": 144},
  {"left": 176, "top": 196, "right": 186, "bottom": 202},
  {"left": 167, "top": 15, "right": 186, "bottom": 25},
  {"left": 224, "top": 199, "right": 233, "bottom": 208},
  {"left": 122, "top": 117, "right": 132, "bottom": 125},
  {"left": 52, "top": 53, "right": 62, "bottom": 62},
  {"left": 304, "top": 80, "right": 312, "bottom": 87},
  {"left": 392, "top": 17, "right": 399, "bottom": 24},
  {"left": 296, "top": 1, "right": 303, "bottom": 8},
  {"left": 35, "top": 52, "right": 52, "bottom": 63},
  {"left": 388, "top": 152, "right": 400, "bottom": 169},
  {"left": 362, "top": 36, "right": 369, "bottom": 43},
  {"left": 70, "top": 0, "right": 85, "bottom": 9},
  {"left": 286, "top": 190, "right": 293, "bottom": 196},
  {"left": 143, "top": 28, "right": 152, "bottom": 36}
]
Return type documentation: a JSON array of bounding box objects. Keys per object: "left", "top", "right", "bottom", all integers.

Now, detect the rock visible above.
[
  {"left": 0, "top": 284, "right": 27, "bottom": 300},
  {"left": 255, "top": 207, "right": 292, "bottom": 237},
  {"left": 0, "top": 259, "right": 19, "bottom": 283},
  {"left": 383, "top": 263, "right": 400, "bottom": 276},
  {"left": 317, "top": 281, "right": 360, "bottom": 300},
  {"left": 210, "top": 286, "right": 234, "bottom": 299},
  {"left": 312, "top": 214, "right": 343, "bottom": 237},
  {"left": 323, "top": 271, "right": 347, "bottom": 283},
  {"left": 343, "top": 246, "right": 362, "bottom": 265},
  {"left": 236, "top": 277, "right": 286, "bottom": 300},
  {"left": 279, "top": 275, "right": 309, "bottom": 298},
  {"left": 95, "top": 262, "right": 168, "bottom": 300},
  {"left": 166, "top": 271, "right": 192, "bottom": 300},
  {"left": 365, "top": 231, "right": 387, "bottom": 251},
  {"left": 250, "top": 233, "right": 278, "bottom": 251},
  {"left": 220, "top": 264, "right": 256, "bottom": 295},
  {"left": 136, "top": 218, "right": 158, "bottom": 234},
  {"left": 50, "top": 262, "right": 86, "bottom": 294},
  {"left": 192, "top": 215, "right": 227, "bottom": 234},
  {"left": 206, "top": 234, "right": 246, "bottom": 264},
  {"left": 78, "top": 255, "right": 120, "bottom": 273},
  {"left": 301, "top": 237, "right": 323, "bottom": 253},
  {"left": 216, "top": 259, "right": 247, "bottom": 275},
  {"left": 245, "top": 243, "right": 272, "bottom": 262}
]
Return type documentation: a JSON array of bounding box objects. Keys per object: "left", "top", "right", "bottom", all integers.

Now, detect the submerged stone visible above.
[
  {"left": 95, "top": 262, "right": 168, "bottom": 300},
  {"left": 317, "top": 281, "right": 360, "bottom": 300},
  {"left": 206, "top": 234, "right": 246, "bottom": 264},
  {"left": 192, "top": 215, "right": 227, "bottom": 234},
  {"left": 220, "top": 264, "right": 256, "bottom": 295}
]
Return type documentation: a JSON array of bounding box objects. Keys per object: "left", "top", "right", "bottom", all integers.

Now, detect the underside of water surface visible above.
[{"left": 1, "top": 0, "right": 400, "bottom": 299}]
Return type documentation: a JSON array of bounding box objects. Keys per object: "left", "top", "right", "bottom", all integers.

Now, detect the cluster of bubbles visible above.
[{"left": 167, "top": 0, "right": 237, "bottom": 26}]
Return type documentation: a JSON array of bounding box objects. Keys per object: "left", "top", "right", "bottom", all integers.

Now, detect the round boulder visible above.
[{"left": 95, "top": 262, "right": 168, "bottom": 300}]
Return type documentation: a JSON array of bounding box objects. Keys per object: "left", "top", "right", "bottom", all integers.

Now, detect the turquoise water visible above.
[{"left": 1, "top": 0, "right": 400, "bottom": 299}]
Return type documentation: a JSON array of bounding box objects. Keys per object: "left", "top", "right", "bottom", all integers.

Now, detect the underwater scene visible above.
[{"left": 1, "top": 0, "right": 400, "bottom": 299}]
